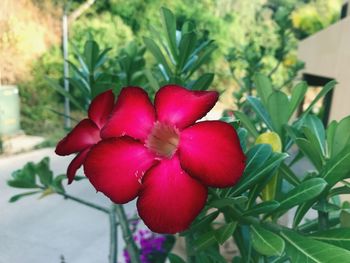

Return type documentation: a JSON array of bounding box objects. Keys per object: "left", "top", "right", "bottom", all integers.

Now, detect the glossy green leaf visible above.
[
  {"left": 321, "top": 144, "right": 350, "bottom": 187},
  {"left": 230, "top": 152, "right": 287, "bottom": 196},
  {"left": 282, "top": 230, "right": 350, "bottom": 262},
  {"left": 279, "top": 163, "right": 300, "bottom": 186},
  {"left": 302, "top": 114, "right": 326, "bottom": 156},
  {"left": 253, "top": 73, "right": 273, "bottom": 106},
  {"left": 83, "top": 40, "right": 100, "bottom": 72},
  {"left": 251, "top": 225, "right": 285, "bottom": 256},
  {"left": 244, "top": 144, "right": 273, "bottom": 174},
  {"left": 276, "top": 178, "right": 327, "bottom": 213},
  {"left": 210, "top": 196, "right": 248, "bottom": 209}
]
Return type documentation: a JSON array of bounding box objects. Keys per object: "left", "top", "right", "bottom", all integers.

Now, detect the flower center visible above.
[{"left": 146, "top": 122, "right": 180, "bottom": 158}]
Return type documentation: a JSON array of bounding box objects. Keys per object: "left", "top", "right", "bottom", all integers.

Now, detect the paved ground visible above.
[{"left": 0, "top": 148, "right": 135, "bottom": 263}]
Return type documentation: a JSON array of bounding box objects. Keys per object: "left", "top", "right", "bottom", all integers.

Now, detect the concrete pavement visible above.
[{"left": 0, "top": 148, "right": 134, "bottom": 263}]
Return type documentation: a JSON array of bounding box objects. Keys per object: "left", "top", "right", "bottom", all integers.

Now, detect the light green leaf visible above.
[
  {"left": 288, "top": 82, "right": 307, "bottom": 119},
  {"left": 254, "top": 73, "right": 273, "bottom": 106},
  {"left": 282, "top": 230, "right": 350, "bottom": 262},
  {"left": 267, "top": 91, "right": 290, "bottom": 134},
  {"left": 9, "top": 191, "right": 41, "bottom": 203},
  {"left": 251, "top": 225, "right": 285, "bottom": 256},
  {"left": 309, "top": 228, "right": 350, "bottom": 250}
]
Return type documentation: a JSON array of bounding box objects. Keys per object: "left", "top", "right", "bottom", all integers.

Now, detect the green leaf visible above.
[
  {"left": 321, "top": 144, "right": 350, "bottom": 188},
  {"left": 295, "top": 137, "right": 323, "bottom": 171},
  {"left": 302, "top": 115, "right": 326, "bottom": 156},
  {"left": 187, "top": 43, "right": 217, "bottom": 77},
  {"left": 161, "top": 7, "right": 178, "bottom": 62},
  {"left": 253, "top": 73, "right": 273, "bottom": 106},
  {"left": 234, "top": 111, "right": 259, "bottom": 138},
  {"left": 312, "top": 201, "right": 339, "bottom": 213},
  {"left": 191, "top": 73, "right": 214, "bottom": 91},
  {"left": 276, "top": 178, "right": 327, "bottom": 213},
  {"left": 51, "top": 174, "right": 66, "bottom": 193},
  {"left": 309, "top": 228, "right": 350, "bottom": 250},
  {"left": 230, "top": 152, "right": 287, "bottom": 196},
  {"left": 299, "top": 80, "right": 336, "bottom": 121},
  {"left": 244, "top": 144, "right": 273, "bottom": 174},
  {"left": 178, "top": 31, "right": 197, "bottom": 70},
  {"left": 168, "top": 253, "right": 186, "bottom": 263},
  {"left": 243, "top": 201, "right": 280, "bottom": 216},
  {"left": 47, "top": 77, "right": 85, "bottom": 111},
  {"left": 210, "top": 196, "right": 248, "bottom": 209},
  {"left": 329, "top": 116, "right": 350, "bottom": 158},
  {"left": 143, "top": 37, "right": 172, "bottom": 78},
  {"left": 189, "top": 211, "right": 219, "bottom": 232},
  {"left": 267, "top": 91, "right": 290, "bottom": 134},
  {"left": 282, "top": 230, "right": 350, "bottom": 262},
  {"left": 279, "top": 163, "right": 300, "bottom": 186},
  {"left": 9, "top": 191, "right": 41, "bottom": 202},
  {"left": 251, "top": 225, "right": 285, "bottom": 256},
  {"left": 214, "top": 222, "right": 237, "bottom": 244},
  {"left": 36, "top": 157, "right": 53, "bottom": 186},
  {"left": 8, "top": 163, "right": 38, "bottom": 189},
  {"left": 194, "top": 231, "right": 217, "bottom": 251},
  {"left": 288, "top": 82, "right": 307, "bottom": 119},
  {"left": 83, "top": 40, "right": 100, "bottom": 72},
  {"left": 246, "top": 96, "right": 274, "bottom": 131}
]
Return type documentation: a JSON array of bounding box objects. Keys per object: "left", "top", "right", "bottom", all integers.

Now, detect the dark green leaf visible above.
[
  {"left": 246, "top": 96, "right": 274, "bottom": 131},
  {"left": 191, "top": 73, "right": 214, "bottom": 91},
  {"left": 9, "top": 191, "right": 40, "bottom": 202},
  {"left": 168, "top": 253, "right": 186, "bottom": 263},
  {"left": 215, "top": 222, "right": 237, "bottom": 244},
  {"left": 234, "top": 111, "right": 259, "bottom": 138},
  {"left": 267, "top": 91, "right": 290, "bottom": 134},
  {"left": 243, "top": 201, "right": 280, "bottom": 216},
  {"left": 276, "top": 178, "right": 327, "bottom": 213},
  {"left": 309, "top": 228, "right": 350, "bottom": 250},
  {"left": 36, "top": 157, "right": 53, "bottom": 186},
  {"left": 161, "top": 7, "right": 178, "bottom": 62},
  {"left": 288, "top": 82, "right": 307, "bottom": 119}
]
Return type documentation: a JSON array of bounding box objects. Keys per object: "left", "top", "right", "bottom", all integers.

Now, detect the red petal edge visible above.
[
  {"left": 179, "top": 121, "right": 245, "bottom": 188},
  {"left": 101, "top": 87, "right": 156, "bottom": 141},
  {"left": 155, "top": 85, "right": 218, "bottom": 129},
  {"left": 67, "top": 148, "right": 90, "bottom": 184},
  {"left": 55, "top": 119, "right": 100, "bottom": 156},
  {"left": 88, "top": 89, "right": 115, "bottom": 129}
]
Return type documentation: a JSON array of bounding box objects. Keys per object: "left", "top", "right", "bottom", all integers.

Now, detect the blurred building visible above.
[{"left": 298, "top": 0, "right": 350, "bottom": 123}]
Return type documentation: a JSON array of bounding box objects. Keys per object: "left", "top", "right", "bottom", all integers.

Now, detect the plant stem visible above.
[
  {"left": 57, "top": 191, "right": 109, "bottom": 214},
  {"left": 115, "top": 205, "right": 140, "bottom": 263},
  {"left": 109, "top": 204, "right": 118, "bottom": 263}
]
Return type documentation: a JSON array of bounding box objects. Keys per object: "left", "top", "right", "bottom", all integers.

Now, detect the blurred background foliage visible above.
[{"left": 0, "top": 0, "right": 343, "bottom": 142}]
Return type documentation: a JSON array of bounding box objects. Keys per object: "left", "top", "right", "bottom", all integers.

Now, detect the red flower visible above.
[
  {"left": 83, "top": 85, "right": 246, "bottom": 234},
  {"left": 55, "top": 90, "right": 115, "bottom": 183}
]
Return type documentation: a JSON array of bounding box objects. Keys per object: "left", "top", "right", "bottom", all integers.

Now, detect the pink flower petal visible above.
[
  {"left": 84, "top": 137, "right": 157, "bottom": 204},
  {"left": 137, "top": 155, "right": 207, "bottom": 234},
  {"left": 101, "top": 87, "right": 156, "bottom": 141},
  {"left": 155, "top": 85, "right": 218, "bottom": 129},
  {"left": 88, "top": 89, "right": 115, "bottom": 129},
  {"left": 55, "top": 119, "right": 100, "bottom": 156},
  {"left": 67, "top": 148, "right": 90, "bottom": 184},
  {"left": 179, "top": 121, "right": 245, "bottom": 188}
]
